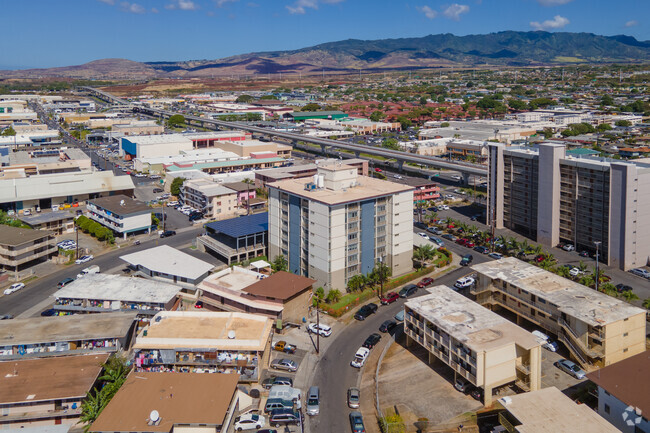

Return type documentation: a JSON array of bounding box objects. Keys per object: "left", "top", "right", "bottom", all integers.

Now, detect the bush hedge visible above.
[{"left": 75, "top": 215, "right": 115, "bottom": 244}]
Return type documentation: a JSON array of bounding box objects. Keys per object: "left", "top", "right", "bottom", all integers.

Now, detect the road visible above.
[
  {"left": 0, "top": 228, "right": 202, "bottom": 317},
  {"left": 310, "top": 238, "right": 491, "bottom": 433}
]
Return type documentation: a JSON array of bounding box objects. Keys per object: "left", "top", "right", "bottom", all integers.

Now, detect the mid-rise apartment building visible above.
[
  {"left": 268, "top": 164, "right": 414, "bottom": 291},
  {"left": 87, "top": 195, "right": 152, "bottom": 239},
  {"left": 488, "top": 142, "right": 650, "bottom": 270},
  {"left": 0, "top": 225, "right": 56, "bottom": 271},
  {"left": 404, "top": 286, "right": 541, "bottom": 405},
  {"left": 471, "top": 258, "right": 646, "bottom": 369},
  {"left": 180, "top": 179, "right": 238, "bottom": 219}
]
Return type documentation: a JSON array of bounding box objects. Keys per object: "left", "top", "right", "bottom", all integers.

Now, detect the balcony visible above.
[
  {"left": 558, "top": 318, "right": 604, "bottom": 359},
  {"left": 498, "top": 413, "right": 518, "bottom": 433},
  {"left": 515, "top": 362, "right": 531, "bottom": 374},
  {"left": 589, "top": 329, "right": 605, "bottom": 341}
]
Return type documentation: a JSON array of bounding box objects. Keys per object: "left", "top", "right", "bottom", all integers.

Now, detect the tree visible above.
[
  {"left": 167, "top": 114, "right": 185, "bottom": 128},
  {"left": 600, "top": 95, "right": 614, "bottom": 106},
  {"left": 170, "top": 177, "right": 186, "bottom": 196},
  {"left": 507, "top": 99, "right": 527, "bottom": 111},
  {"left": 369, "top": 111, "right": 384, "bottom": 122},
  {"left": 440, "top": 122, "right": 450, "bottom": 127},
  {"left": 236, "top": 95, "right": 254, "bottom": 103},
  {"left": 643, "top": 298, "right": 650, "bottom": 309},
  {"left": 620, "top": 290, "right": 639, "bottom": 303},
  {"left": 326, "top": 289, "right": 341, "bottom": 303},
  {"left": 314, "top": 287, "right": 325, "bottom": 301},
  {"left": 615, "top": 119, "right": 632, "bottom": 127},
  {"left": 0, "top": 127, "right": 16, "bottom": 136},
  {"left": 271, "top": 255, "right": 288, "bottom": 272},
  {"left": 301, "top": 103, "right": 321, "bottom": 112},
  {"left": 596, "top": 123, "right": 612, "bottom": 132},
  {"left": 347, "top": 274, "right": 367, "bottom": 292},
  {"left": 396, "top": 115, "right": 411, "bottom": 130},
  {"left": 369, "top": 262, "right": 391, "bottom": 287},
  {"left": 598, "top": 282, "right": 618, "bottom": 297}
]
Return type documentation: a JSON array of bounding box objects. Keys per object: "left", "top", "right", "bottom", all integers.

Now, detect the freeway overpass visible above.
[{"left": 80, "top": 86, "right": 488, "bottom": 182}]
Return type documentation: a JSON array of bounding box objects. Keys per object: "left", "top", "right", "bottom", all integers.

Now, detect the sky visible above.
[{"left": 0, "top": 0, "right": 648, "bottom": 69}]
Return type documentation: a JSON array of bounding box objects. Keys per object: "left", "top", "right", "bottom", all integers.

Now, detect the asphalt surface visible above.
[
  {"left": 310, "top": 238, "right": 490, "bottom": 433},
  {"left": 0, "top": 228, "right": 202, "bottom": 317}
]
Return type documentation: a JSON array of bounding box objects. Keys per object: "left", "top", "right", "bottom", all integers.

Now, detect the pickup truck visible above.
[{"left": 274, "top": 341, "right": 297, "bottom": 354}]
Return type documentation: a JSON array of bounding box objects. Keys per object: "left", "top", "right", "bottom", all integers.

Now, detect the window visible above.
[
  {"left": 604, "top": 404, "right": 610, "bottom": 414},
  {"left": 348, "top": 233, "right": 358, "bottom": 241},
  {"left": 623, "top": 332, "right": 628, "bottom": 337}
]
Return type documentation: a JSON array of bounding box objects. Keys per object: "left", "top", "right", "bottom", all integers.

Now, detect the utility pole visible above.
[
  {"left": 316, "top": 297, "right": 320, "bottom": 354},
  {"left": 594, "top": 241, "right": 601, "bottom": 292}
]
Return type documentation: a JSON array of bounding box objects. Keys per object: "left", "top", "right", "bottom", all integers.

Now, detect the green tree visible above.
[
  {"left": 382, "top": 138, "right": 400, "bottom": 151},
  {"left": 507, "top": 99, "right": 527, "bottom": 111},
  {"left": 620, "top": 290, "right": 639, "bottom": 303},
  {"left": 642, "top": 298, "right": 650, "bottom": 309},
  {"left": 369, "top": 111, "right": 384, "bottom": 122},
  {"left": 170, "top": 177, "right": 186, "bottom": 196},
  {"left": 301, "top": 103, "right": 321, "bottom": 112},
  {"left": 598, "top": 282, "right": 618, "bottom": 297},
  {"left": 615, "top": 119, "right": 632, "bottom": 127},
  {"left": 1, "top": 127, "right": 16, "bottom": 136},
  {"left": 396, "top": 115, "right": 411, "bottom": 130},
  {"left": 440, "top": 122, "right": 450, "bottom": 127},
  {"left": 326, "top": 289, "right": 341, "bottom": 303},
  {"left": 347, "top": 274, "right": 367, "bottom": 292},
  {"left": 271, "top": 255, "right": 288, "bottom": 272},
  {"left": 235, "top": 95, "right": 254, "bottom": 103},
  {"left": 596, "top": 123, "right": 613, "bottom": 132},
  {"left": 369, "top": 262, "right": 391, "bottom": 287},
  {"left": 167, "top": 114, "right": 185, "bottom": 128},
  {"left": 600, "top": 95, "right": 614, "bottom": 106},
  {"left": 314, "top": 286, "right": 325, "bottom": 301}
]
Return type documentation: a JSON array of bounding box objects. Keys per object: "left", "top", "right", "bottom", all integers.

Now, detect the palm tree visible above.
[
  {"left": 347, "top": 274, "right": 366, "bottom": 292},
  {"left": 539, "top": 258, "right": 554, "bottom": 271},
  {"left": 577, "top": 260, "right": 587, "bottom": 272},
  {"left": 579, "top": 274, "right": 595, "bottom": 288},
  {"left": 620, "top": 291, "right": 640, "bottom": 303},
  {"left": 413, "top": 247, "right": 427, "bottom": 268},
  {"left": 556, "top": 266, "right": 571, "bottom": 279},
  {"left": 598, "top": 282, "right": 618, "bottom": 297},
  {"left": 643, "top": 298, "right": 650, "bottom": 309},
  {"left": 79, "top": 391, "right": 105, "bottom": 431}
]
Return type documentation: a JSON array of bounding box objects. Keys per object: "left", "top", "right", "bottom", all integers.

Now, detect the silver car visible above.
[
  {"left": 556, "top": 359, "right": 586, "bottom": 380},
  {"left": 271, "top": 358, "right": 298, "bottom": 372}
]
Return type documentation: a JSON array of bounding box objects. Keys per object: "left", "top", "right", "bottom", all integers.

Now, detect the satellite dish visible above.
[
  {"left": 228, "top": 330, "right": 236, "bottom": 339},
  {"left": 150, "top": 410, "right": 160, "bottom": 422}
]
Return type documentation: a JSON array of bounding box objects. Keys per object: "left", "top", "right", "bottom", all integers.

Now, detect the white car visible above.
[
  {"left": 75, "top": 255, "right": 94, "bottom": 264},
  {"left": 351, "top": 347, "right": 370, "bottom": 368},
  {"left": 4, "top": 283, "right": 25, "bottom": 295},
  {"left": 451, "top": 175, "right": 461, "bottom": 180},
  {"left": 454, "top": 276, "right": 475, "bottom": 290},
  {"left": 234, "top": 413, "right": 266, "bottom": 431},
  {"left": 418, "top": 232, "right": 429, "bottom": 238},
  {"left": 569, "top": 267, "right": 584, "bottom": 278},
  {"left": 308, "top": 323, "right": 332, "bottom": 337},
  {"left": 134, "top": 173, "right": 147, "bottom": 178},
  {"left": 562, "top": 244, "right": 575, "bottom": 252},
  {"left": 439, "top": 204, "right": 450, "bottom": 210}
]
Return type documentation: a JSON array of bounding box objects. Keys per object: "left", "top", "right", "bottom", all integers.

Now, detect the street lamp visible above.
[{"left": 594, "top": 241, "right": 601, "bottom": 292}]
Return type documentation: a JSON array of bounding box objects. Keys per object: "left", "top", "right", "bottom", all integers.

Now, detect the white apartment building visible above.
[
  {"left": 268, "top": 164, "right": 414, "bottom": 291},
  {"left": 180, "top": 179, "right": 238, "bottom": 219},
  {"left": 87, "top": 195, "right": 152, "bottom": 239}
]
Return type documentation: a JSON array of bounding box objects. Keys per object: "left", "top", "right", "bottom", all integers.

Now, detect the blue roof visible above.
[{"left": 204, "top": 212, "right": 268, "bottom": 238}]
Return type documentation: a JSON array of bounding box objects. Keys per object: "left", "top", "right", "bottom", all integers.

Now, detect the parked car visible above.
[
  {"left": 160, "top": 230, "right": 176, "bottom": 238},
  {"left": 615, "top": 284, "right": 633, "bottom": 293},
  {"left": 473, "top": 246, "right": 489, "bottom": 254},
  {"left": 3, "top": 283, "right": 25, "bottom": 295},
  {"left": 399, "top": 284, "right": 418, "bottom": 298},
  {"left": 394, "top": 310, "right": 405, "bottom": 322},
  {"left": 555, "top": 359, "right": 586, "bottom": 379},
  {"left": 269, "top": 408, "right": 301, "bottom": 427},
  {"left": 460, "top": 254, "right": 474, "bottom": 266},
  {"left": 469, "top": 386, "right": 483, "bottom": 401},
  {"left": 57, "top": 277, "right": 75, "bottom": 289},
  {"left": 40, "top": 308, "right": 58, "bottom": 317},
  {"left": 308, "top": 323, "right": 332, "bottom": 337},
  {"left": 562, "top": 244, "right": 575, "bottom": 252},
  {"left": 532, "top": 330, "right": 558, "bottom": 352},
  {"left": 262, "top": 377, "right": 278, "bottom": 390},
  {"left": 454, "top": 378, "right": 471, "bottom": 393},
  {"left": 75, "top": 254, "right": 94, "bottom": 264},
  {"left": 430, "top": 237, "right": 444, "bottom": 246},
  {"left": 354, "top": 303, "right": 378, "bottom": 321},
  {"left": 349, "top": 411, "right": 366, "bottom": 433},
  {"left": 488, "top": 252, "right": 503, "bottom": 260},
  {"left": 273, "top": 341, "right": 297, "bottom": 354},
  {"left": 270, "top": 358, "right": 298, "bottom": 372},
  {"left": 464, "top": 240, "right": 476, "bottom": 248},
  {"left": 347, "top": 387, "right": 361, "bottom": 409},
  {"left": 418, "top": 232, "right": 429, "bottom": 239},
  {"left": 441, "top": 233, "right": 456, "bottom": 241},
  {"left": 578, "top": 250, "right": 590, "bottom": 257},
  {"left": 306, "top": 386, "right": 320, "bottom": 416},
  {"left": 0, "top": 314, "right": 13, "bottom": 320},
  {"left": 234, "top": 413, "right": 266, "bottom": 431},
  {"left": 629, "top": 268, "right": 650, "bottom": 279},
  {"left": 362, "top": 333, "right": 381, "bottom": 349},
  {"left": 454, "top": 276, "right": 475, "bottom": 290},
  {"left": 265, "top": 398, "right": 294, "bottom": 413},
  {"left": 428, "top": 227, "right": 443, "bottom": 235},
  {"left": 350, "top": 347, "right": 370, "bottom": 368},
  {"left": 379, "top": 319, "right": 397, "bottom": 333},
  {"left": 380, "top": 292, "right": 399, "bottom": 305},
  {"left": 416, "top": 277, "right": 434, "bottom": 288}
]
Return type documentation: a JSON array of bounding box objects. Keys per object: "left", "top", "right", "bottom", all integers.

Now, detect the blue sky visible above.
[{"left": 0, "top": 0, "right": 648, "bottom": 69}]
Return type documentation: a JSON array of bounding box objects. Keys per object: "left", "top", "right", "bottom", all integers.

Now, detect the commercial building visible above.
[
  {"left": 446, "top": 139, "right": 489, "bottom": 163},
  {"left": 198, "top": 212, "right": 268, "bottom": 265},
  {"left": 420, "top": 120, "right": 539, "bottom": 144},
  {"left": 404, "top": 286, "right": 541, "bottom": 405},
  {"left": 132, "top": 311, "right": 272, "bottom": 382},
  {"left": 338, "top": 118, "right": 401, "bottom": 134},
  {"left": 133, "top": 148, "right": 240, "bottom": 174},
  {"left": 0, "top": 225, "right": 56, "bottom": 271},
  {"left": 112, "top": 120, "right": 164, "bottom": 136},
  {"left": 0, "top": 312, "right": 137, "bottom": 359},
  {"left": 19, "top": 211, "right": 76, "bottom": 235},
  {"left": 0, "top": 148, "right": 91, "bottom": 177},
  {"left": 587, "top": 351, "right": 650, "bottom": 433},
  {"left": 120, "top": 245, "right": 214, "bottom": 287},
  {"left": 0, "top": 130, "right": 61, "bottom": 149},
  {"left": 90, "top": 372, "right": 240, "bottom": 433},
  {"left": 471, "top": 258, "right": 647, "bottom": 369},
  {"left": 0, "top": 170, "right": 135, "bottom": 214},
  {"left": 119, "top": 131, "right": 251, "bottom": 159},
  {"left": 87, "top": 195, "right": 152, "bottom": 239},
  {"left": 180, "top": 179, "right": 239, "bottom": 219},
  {"left": 0, "top": 353, "right": 109, "bottom": 428},
  {"left": 53, "top": 274, "right": 181, "bottom": 318},
  {"left": 197, "top": 269, "right": 315, "bottom": 323},
  {"left": 268, "top": 164, "right": 414, "bottom": 291},
  {"left": 487, "top": 142, "right": 650, "bottom": 270},
  {"left": 165, "top": 156, "right": 286, "bottom": 175},
  {"left": 495, "top": 387, "right": 619, "bottom": 433},
  {"left": 209, "top": 139, "right": 292, "bottom": 158},
  {"left": 285, "top": 111, "right": 348, "bottom": 122}
]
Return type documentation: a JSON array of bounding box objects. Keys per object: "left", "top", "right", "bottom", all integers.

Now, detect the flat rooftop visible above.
[
  {"left": 89, "top": 194, "right": 150, "bottom": 215},
  {"left": 472, "top": 257, "right": 647, "bottom": 327},
  {"left": 166, "top": 157, "right": 285, "bottom": 172},
  {"left": 120, "top": 245, "right": 214, "bottom": 281},
  {"left": 0, "top": 225, "right": 53, "bottom": 246},
  {"left": 133, "top": 311, "right": 273, "bottom": 351},
  {"left": 90, "top": 372, "right": 239, "bottom": 433},
  {"left": 183, "top": 179, "right": 236, "bottom": 196},
  {"left": 405, "top": 286, "right": 539, "bottom": 351},
  {"left": 19, "top": 210, "right": 75, "bottom": 225},
  {"left": 0, "top": 312, "right": 137, "bottom": 346},
  {"left": 498, "top": 387, "right": 619, "bottom": 433},
  {"left": 54, "top": 274, "right": 181, "bottom": 304},
  {"left": 269, "top": 173, "right": 413, "bottom": 205},
  {"left": 0, "top": 353, "right": 109, "bottom": 405}
]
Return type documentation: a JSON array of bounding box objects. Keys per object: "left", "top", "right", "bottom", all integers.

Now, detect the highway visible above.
[
  {"left": 310, "top": 236, "right": 491, "bottom": 433},
  {"left": 78, "top": 87, "right": 488, "bottom": 180}
]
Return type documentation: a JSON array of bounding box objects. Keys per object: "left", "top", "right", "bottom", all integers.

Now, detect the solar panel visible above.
[{"left": 205, "top": 212, "right": 268, "bottom": 238}]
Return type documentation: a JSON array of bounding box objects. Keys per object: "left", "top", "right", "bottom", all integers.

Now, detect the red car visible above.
[
  {"left": 456, "top": 238, "right": 468, "bottom": 246},
  {"left": 380, "top": 292, "right": 400, "bottom": 305},
  {"left": 535, "top": 255, "right": 545, "bottom": 263},
  {"left": 417, "top": 277, "right": 434, "bottom": 288},
  {"left": 465, "top": 241, "right": 476, "bottom": 248},
  {"left": 374, "top": 168, "right": 382, "bottom": 172}
]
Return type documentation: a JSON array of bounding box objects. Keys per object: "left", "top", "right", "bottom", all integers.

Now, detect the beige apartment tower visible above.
[
  {"left": 471, "top": 258, "right": 646, "bottom": 369},
  {"left": 404, "top": 286, "right": 542, "bottom": 406}
]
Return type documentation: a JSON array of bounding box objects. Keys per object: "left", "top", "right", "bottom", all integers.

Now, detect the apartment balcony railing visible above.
[
  {"left": 498, "top": 413, "right": 517, "bottom": 433},
  {"left": 515, "top": 362, "right": 531, "bottom": 375},
  {"left": 558, "top": 318, "right": 604, "bottom": 359}
]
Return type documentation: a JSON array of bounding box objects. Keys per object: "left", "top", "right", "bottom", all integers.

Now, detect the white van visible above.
[
  {"left": 532, "top": 330, "right": 558, "bottom": 352},
  {"left": 77, "top": 265, "right": 100, "bottom": 279},
  {"left": 269, "top": 385, "right": 301, "bottom": 402}
]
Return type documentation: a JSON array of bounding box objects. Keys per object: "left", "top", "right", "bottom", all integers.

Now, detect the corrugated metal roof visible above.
[{"left": 205, "top": 212, "right": 268, "bottom": 238}]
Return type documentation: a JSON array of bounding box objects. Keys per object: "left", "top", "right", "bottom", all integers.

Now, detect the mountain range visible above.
[{"left": 2, "top": 31, "right": 649, "bottom": 79}]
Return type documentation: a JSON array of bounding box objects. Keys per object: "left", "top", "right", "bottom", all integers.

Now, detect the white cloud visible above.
[
  {"left": 287, "top": 0, "right": 318, "bottom": 14},
  {"left": 120, "top": 2, "right": 145, "bottom": 13},
  {"left": 166, "top": 0, "right": 199, "bottom": 10},
  {"left": 537, "top": 0, "right": 573, "bottom": 5},
  {"left": 625, "top": 20, "right": 639, "bottom": 27},
  {"left": 151, "top": 7, "right": 159, "bottom": 13},
  {"left": 215, "top": 0, "right": 238, "bottom": 6},
  {"left": 417, "top": 5, "right": 437, "bottom": 19},
  {"left": 97, "top": 0, "right": 115, "bottom": 5},
  {"left": 443, "top": 3, "right": 469, "bottom": 21},
  {"left": 321, "top": 0, "right": 344, "bottom": 3},
  {"left": 530, "top": 14, "right": 569, "bottom": 30}
]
